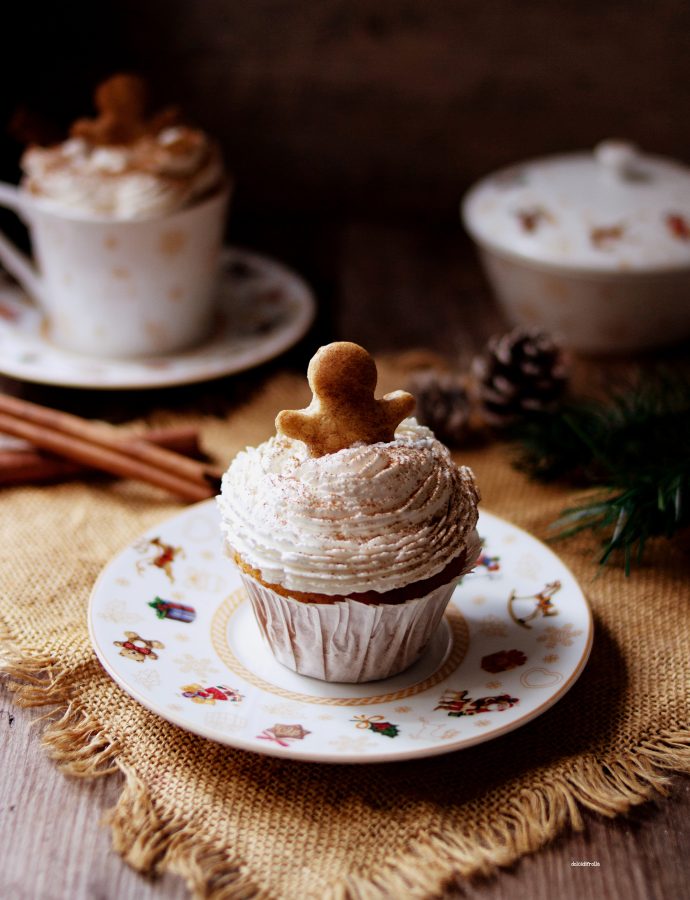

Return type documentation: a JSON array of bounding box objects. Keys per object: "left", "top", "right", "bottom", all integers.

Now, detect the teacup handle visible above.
[{"left": 0, "top": 182, "right": 46, "bottom": 305}]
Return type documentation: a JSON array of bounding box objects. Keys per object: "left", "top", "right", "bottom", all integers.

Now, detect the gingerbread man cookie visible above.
[
  {"left": 276, "top": 342, "right": 415, "bottom": 456},
  {"left": 71, "top": 74, "right": 179, "bottom": 146}
]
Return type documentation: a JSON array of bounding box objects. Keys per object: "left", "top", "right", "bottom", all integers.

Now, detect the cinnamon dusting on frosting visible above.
[{"left": 218, "top": 419, "right": 480, "bottom": 596}]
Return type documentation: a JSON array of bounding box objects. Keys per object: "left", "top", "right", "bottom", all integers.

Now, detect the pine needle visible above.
[{"left": 511, "top": 371, "right": 690, "bottom": 573}]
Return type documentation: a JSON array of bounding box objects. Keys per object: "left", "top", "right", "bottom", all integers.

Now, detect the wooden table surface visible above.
[{"left": 1, "top": 220, "right": 688, "bottom": 900}]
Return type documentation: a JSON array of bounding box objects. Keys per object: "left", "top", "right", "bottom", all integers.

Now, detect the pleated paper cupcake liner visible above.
[{"left": 239, "top": 574, "right": 460, "bottom": 683}]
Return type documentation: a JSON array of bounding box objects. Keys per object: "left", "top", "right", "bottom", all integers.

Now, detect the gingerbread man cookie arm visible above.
[
  {"left": 275, "top": 408, "right": 321, "bottom": 445},
  {"left": 380, "top": 391, "right": 416, "bottom": 432}
]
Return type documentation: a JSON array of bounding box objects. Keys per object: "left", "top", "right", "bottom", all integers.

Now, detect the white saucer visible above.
[
  {"left": 88, "top": 502, "right": 593, "bottom": 764},
  {"left": 0, "top": 247, "right": 315, "bottom": 390}
]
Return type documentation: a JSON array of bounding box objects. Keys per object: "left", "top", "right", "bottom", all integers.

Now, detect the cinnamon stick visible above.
[
  {"left": 0, "top": 395, "right": 222, "bottom": 502},
  {"left": 0, "top": 394, "right": 221, "bottom": 487},
  {"left": 0, "top": 425, "right": 205, "bottom": 486}
]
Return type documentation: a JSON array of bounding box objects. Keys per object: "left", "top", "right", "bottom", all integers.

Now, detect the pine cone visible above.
[
  {"left": 472, "top": 329, "right": 568, "bottom": 427},
  {"left": 407, "top": 370, "right": 470, "bottom": 446}
]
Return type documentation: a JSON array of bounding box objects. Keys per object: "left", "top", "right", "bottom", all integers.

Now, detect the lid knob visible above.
[{"left": 595, "top": 140, "right": 641, "bottom": 180}]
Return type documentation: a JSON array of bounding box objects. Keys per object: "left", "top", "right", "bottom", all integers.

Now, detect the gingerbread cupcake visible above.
[{"left": 218, "top": 342, "right": 480, "bottom": 682}]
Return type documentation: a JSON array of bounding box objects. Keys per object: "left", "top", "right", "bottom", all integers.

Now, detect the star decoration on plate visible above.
[
  {"left": 537, "top": 623, "right": 583, "bottom": 648},
  {"left": 328, "top": 735, "right": 377, "bottom": 753},
  {"left": 131, "top": 669, "right": 161, "bottom": 691},
  {"left": 261, "top": 702, "right": 303, "bottom": 717},
  {"left": 477, "top": 615, "right": 509, "bottom": 637},
  {"left": 204, "top": 711, "right": 247, "bottom": 732},
  {"left": 98, "top": 599, "right": 143, "bottom": 625},
  {"left": 173, "top": 654, "right": 219, "bottom": 679}
]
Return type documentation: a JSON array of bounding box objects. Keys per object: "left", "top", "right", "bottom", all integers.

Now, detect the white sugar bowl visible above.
[{"left": 461, "top": 141, "right": 690, "bottom": 353}]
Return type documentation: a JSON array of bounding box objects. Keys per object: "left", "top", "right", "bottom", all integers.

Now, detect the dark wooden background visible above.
[
  {"left": 3, "top": 0, "right": 689, "bottom": 361},
  {"left": 3, "top": 0, "right": 690, "bottom": 224}
]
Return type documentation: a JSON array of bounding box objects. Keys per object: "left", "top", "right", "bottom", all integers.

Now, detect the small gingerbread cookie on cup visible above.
[{"left": 218, "top": 342, "right": 480, "bottom": 683}]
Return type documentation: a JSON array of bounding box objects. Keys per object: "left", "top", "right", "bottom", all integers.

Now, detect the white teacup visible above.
[{"left": 0, "top": 183, "right": 230, "bottom": 358}]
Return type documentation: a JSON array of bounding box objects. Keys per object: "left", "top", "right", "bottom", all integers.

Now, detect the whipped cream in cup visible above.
[
  {"left": 218, "top": 419, "right": 480, "bottom": 682},
  {"left": 21, "top": 125, "right": 224, "bottom": 221},
  {"left": 0, "top": 76, "right": 229, "bottom": 358}
]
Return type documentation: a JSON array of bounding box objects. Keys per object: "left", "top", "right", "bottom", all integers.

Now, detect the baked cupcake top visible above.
[{"left": 218, "top": 342, "right": 480, "bottom": 596}]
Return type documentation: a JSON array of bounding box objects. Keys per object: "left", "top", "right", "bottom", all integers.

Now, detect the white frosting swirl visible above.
[
  {"left": 21, "top": 127, "right": 224, "bottom": 220},
  {"left": 218, "top": 419, "right": 480, "bottom": 596}
]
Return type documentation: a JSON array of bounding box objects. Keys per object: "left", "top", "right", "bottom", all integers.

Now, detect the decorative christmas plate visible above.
[
  {"left": 0, "top": 248, "right": 315, "bottom": 390},
  {"left": 88, "top": 502, "right": 593, "bottom": 764}
]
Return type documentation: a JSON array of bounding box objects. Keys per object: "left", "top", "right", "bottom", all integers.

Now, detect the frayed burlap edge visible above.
[{"left": 2, "top": 623, "right": 690, "bottom": 900}]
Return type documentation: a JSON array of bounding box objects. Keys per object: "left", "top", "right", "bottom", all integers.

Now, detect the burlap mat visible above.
[{"left": 1, "top": 362, "right": 689, "bottom": 900}]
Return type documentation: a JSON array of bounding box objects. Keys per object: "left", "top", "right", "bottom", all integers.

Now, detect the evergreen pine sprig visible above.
[{"left": 511, "top": 372, "right": 690, "bottom": 573}]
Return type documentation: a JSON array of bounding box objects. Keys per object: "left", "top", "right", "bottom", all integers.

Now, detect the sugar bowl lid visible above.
[{"left": 462, "top": 141, "right": 690, "bottom": 272}]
